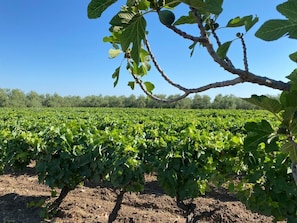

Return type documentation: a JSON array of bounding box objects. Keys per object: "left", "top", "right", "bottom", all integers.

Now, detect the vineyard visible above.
[{"left": 0, "top": 108, "right": 296, "bottom": 222}]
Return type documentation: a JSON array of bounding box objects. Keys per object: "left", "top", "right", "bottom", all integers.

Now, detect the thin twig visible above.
[
  {"left": 239, "top": 34, "right": 249, "bottom": 72},
  {"left": 211, "top": 27, "right": 234, "bottom": 67},
  {"left": 211, "top": 28, "right": 221, "bottom": 47}
]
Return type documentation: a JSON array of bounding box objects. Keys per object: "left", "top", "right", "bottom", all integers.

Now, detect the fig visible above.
[
  {"left": 204, "top": 24, "right": 210, "bottom": 31},
  {"left": 213, "top": 23, "right": 219, "bottom": 29},
  {"left": 158, "top": 10, "right": 175, "bottom": 26}
]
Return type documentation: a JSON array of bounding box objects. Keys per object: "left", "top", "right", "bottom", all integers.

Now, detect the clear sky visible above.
[{"left": 0, "top": 0, "right": 296, "bottom": 99}]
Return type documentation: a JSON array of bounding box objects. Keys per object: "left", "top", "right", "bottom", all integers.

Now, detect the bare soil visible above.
[{"left": 0, "top": 166, "right": 278, "bottom": 223}]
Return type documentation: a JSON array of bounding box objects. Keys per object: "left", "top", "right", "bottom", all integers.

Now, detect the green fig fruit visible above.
[{"left": 158, "top": 10, "right": 175, "bottom": 26}]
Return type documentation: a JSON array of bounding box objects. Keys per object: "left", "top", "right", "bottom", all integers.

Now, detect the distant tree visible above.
[
  {"left": 105, "top": 95, "right": 124, "bottom": 107},
  {"left": 62, "top": 96, "right": 82, "bottom": 107},
  {"left": 146, "top": 94, "right": 167, "bottom": 108},
  {"left": 26, "top": 91, "right": 43, "bottom": 107},
  {"left": 7, "top": 89, "right": 27, "bottom": 107},
  {"left": 212, "top": 94, "right": 237, "bottom": 109},
  {"left": 124, "top": 95, "right": 138, "bottom": 107},
  {"left": 43, "top": 93, "right": 63, "bottom": 107},
  {"left": 136, "top": 95, "right": 147, "bottom": 108},
  {"left": 192, "top": 94, "right": 211, "bottom": 109},
  {"left": 0, "top": 88, "right": 9, "bottom": 107},
  {"left": 177, "top": 97, "right": 192, "bottom": 109}
]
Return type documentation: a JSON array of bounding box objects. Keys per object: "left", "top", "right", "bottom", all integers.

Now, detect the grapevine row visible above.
[{"left": 0, "top": 108, "right": 296, "bottom": 222}]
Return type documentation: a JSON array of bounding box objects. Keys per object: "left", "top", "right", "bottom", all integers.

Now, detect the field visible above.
[{"left": 0, "top": 108, "right": 294, "bottom": 222}]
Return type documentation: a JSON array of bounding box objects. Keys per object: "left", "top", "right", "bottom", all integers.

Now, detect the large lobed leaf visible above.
[
  {"left": 277, "top": 0, "right": 297, "bottom": 21},
  {"left": 280, "top": 141, "right": 297, "bottom": 163},
  {"left": 243, "top": 95, "right": 282, "bottom": 114},
  {"left": 244, "top": 120, "right": 276, "bottom": 152},
  {"left": 255, "top": 19, "right": 297, "bottom": 41},
  {"left": 227, "top": 15, "right": 259, "bottom": 32},
  {"left": 256, "top": 0, "right": 297, "bottom": 41},
  {"left": 88, "top": 0, "right": 118, "bottom": 19},
  {"left": 120, "top": 15, "right": 146, "bottom": 64},
  {"left": 216, "top": 41, "right": 232, "bottom": 59},
  {"left": 179, "top": 0, "right": 223, "bottom": 15}
]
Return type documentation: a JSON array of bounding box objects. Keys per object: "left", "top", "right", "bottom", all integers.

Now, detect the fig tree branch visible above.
[
  {"left": 166, "top": 24, "right": 208, "bottom": 44},
  {"left": 144, "top": 37, "right": 189, "bottom": 92},
  {"left": 190, "top": 7, "right": 290, "bottom": 91},
  {"left": 238, "top": 34, "right": 249, "bottom": 72},
  {"left": 131, "top": 62, "right": 245, "bottom": 103},
  {"left": 131, "top": 6, "right": 290, "bottom": 102},
  {"left": 131, "top": 71, "right": 191, "bottom": 103},
  {"left": 210, "top": 27, "right": 234, "bottom": 67}
]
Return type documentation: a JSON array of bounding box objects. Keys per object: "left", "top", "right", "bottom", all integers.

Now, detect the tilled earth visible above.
[{"left": 0, "top": 167, "right": 278, "bottom": 223}]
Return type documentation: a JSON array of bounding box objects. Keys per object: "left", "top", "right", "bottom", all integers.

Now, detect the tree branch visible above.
[
  {"left": 129, "top": 6, "right": 290, "bottom": 103},
  {"left": 131, "top": 71, "right": 191, "bottom": 103},
  {"left": 144, "top": 37, "right": 189, "bottom": 92},
  {"left": 166, "top": 24, "right": 208, "bottom": 44},
  {"left": 187, "top": 77, "right": 244, "bottom": 93},
  {"left": 238, "top": 34, "right": 249, "bottom": 72},
  {"left": 190, "top": 7, "right": 290, "bottom": 91},
  {"left": 211, "top": 27, "right": 234, "bottom": 68}
]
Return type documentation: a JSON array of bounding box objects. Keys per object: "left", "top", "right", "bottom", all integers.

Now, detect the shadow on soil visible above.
[{"left": 0, "top": 193, "right": 49, "bottom": 223}]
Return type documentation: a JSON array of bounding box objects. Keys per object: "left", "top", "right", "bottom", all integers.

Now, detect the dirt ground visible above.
[{"left": 0, "top": 166, "right": 279, "bottom": 223}]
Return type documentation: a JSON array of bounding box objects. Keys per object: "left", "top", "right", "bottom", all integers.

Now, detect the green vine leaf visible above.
[
  {"left": 88, "top": 0, "right": 118, "bottom": 19},
  {"left": 216, "top": 41, "right": 232, "bottom": 59}
]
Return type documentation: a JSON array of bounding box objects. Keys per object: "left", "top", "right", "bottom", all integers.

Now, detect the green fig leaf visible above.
[
  {"left": 128, "top": 81, "right": 135, "bottom": 90},
  {"left": 280, "top": 141, "right": 297, "bottom": 163},
  {"left": 112, "top": 66, "right": 121, "bottom": 87},
  {"left": 289, "top": 51, "right": 297, "bottom": 62},
  {"left": 144, "top": 81, "right": 155, "bottom": 94},
  {"left": 243, "top": 95, "right": 282, "bottom": 114},
  {"left": 88, "top": 0, "right": 118, "bottom": 19},
  {"left": 216, "top": 41, "right": 232, "bottom": 59}
]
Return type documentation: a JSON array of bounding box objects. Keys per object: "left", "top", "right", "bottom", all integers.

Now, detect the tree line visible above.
[{"left": 0, "top": 88, "right": 260, "bottom": 109}]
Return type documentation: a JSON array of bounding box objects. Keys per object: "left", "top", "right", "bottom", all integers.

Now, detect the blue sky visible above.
[{"left": 0, "top": 0, "right": 296, "bottom": 99}]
